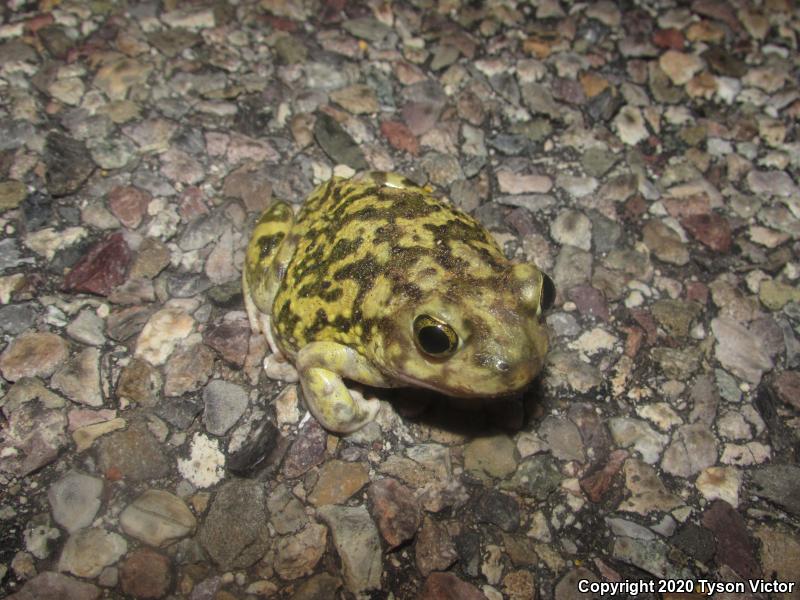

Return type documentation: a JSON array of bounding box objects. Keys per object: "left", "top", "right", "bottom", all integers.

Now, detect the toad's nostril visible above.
[{"left": 496, "top": 360, "right": 510, "bottom": 373}]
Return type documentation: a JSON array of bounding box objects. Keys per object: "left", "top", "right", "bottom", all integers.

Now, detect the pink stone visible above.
[
  {"left": 380, "top": 120, "right": 419, "bottom": 156},
  {"left": 62, "top": 232, "right": 132, "bottom": 296},
  {"left": 681, "top": 213, "right": 732, "bottom": 252},
  {"left": 108, "top": 186, "right": 151, "bottom": 229}
]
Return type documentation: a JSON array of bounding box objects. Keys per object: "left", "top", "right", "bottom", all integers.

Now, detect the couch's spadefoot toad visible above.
[{"left": 243, "top": 171, "right": 555, "bottom": 433}]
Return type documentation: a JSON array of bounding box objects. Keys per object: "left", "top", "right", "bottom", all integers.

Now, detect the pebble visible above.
[
  {"left": 474, "top": 489, "right": 520, "bottom": 533},
  {"left": 313, "top": 112, "right": 368, "bottom": 171},
  {"left": 93, "top": 58, "right": 153, "bottom": 101},
  {"left": 164, "top": 344, "right": 215, "bottom": 397},
  {"left": 609, "top": 418, "right": 668, "bottom": 464},
  {"left": 771, "top": 371, "right": 800, "bottom": 410},
  {"left": 497, "top": 170, "right": 553, "bottom": 195},
  {"left": 51, "top": 347, "right": 103, "bottom": 407},
  {"left": 0, "top": 331, "right": 69, "bottom": 381},
  {"left": 273, "top": 523, "right": 327, "bottom": 580},
  {"left": 701, "top": 500, "right": 760, "bottom": 579},
  {"left": 267, "top": 484, "right": 308, "bottom": 535},
  {"left": 367, "top": 478, "right": 421, "bottom": 549},
  {"left": 176, "top": 433, "right": 224, "bottom": 488},
  {"left": 47, "top": 472, "right": 103, "bottom": 534},
  {"left": 463, "top": 435, "right": 517, "bottom": 480},
  {"left": 203, "top": 317, "right": 250, "bottom": 367},
  {"left": 380, "top": 120, "right": 419, "bottom": 155},
  {"left": 614, "top": 106, "right": 649, "bottom": 145},
  {"left": 502, "top": 455, "right": 561, "bottom": 500},
  {"left": 747, "top": 169, "right": 797, "bottom": 197},
  {"left": 317, "top": 504, "right": 382, "bottom": 595},
  {"left": 134, "top": 308, "right": 194, "bottom": 366},
  {"left": 119, "top": 489, "right": 196, "bottom": 547},
  {"left": 0, "top": 180, "right": 27, "bottom": 211},
  {"left": 44, "top": 132, "right": 95, "bottom": 197},
  {"left": 330, "top": 84, "right": 379, "bottom": 115},
  {"left": 711, "top": 317, "right": 773, "bottom": 384},
  {"left": 415, "top": 515, "right": 458, "bottom": 577},
  {"left": 308, "top": 459, "right": 369, "bottom": 506},
  {"left": 73, "top": 418, "right": 126, "bottom": 453},
  {"left": 116, "top": 359, "right": 161, "bottom": 407},
  {"left": 661, "top": 423, "right": 718, "bottom": 479},
  {"left": 618, "top": 459, "right": 682, "bottom": 515},
  {"left": 198, "top": 479, "right": 271, "bottom": 569},
  {"left": 550, "top": 210, "right": 592, "bottom": 251},
  {"left": 96, "top": 423, "right": 171, "bottom": 482},
  {"left": 202, "top": 380, "right": 248, "bottom": 436},
  {"left": 282, "top": 420, "right": 327, "bottom": 479},
  {"left": 289, "top": 573, "right": 342, "bottom": 600},
  {"left": 57, "top": 527, "right": 127, "bottom": 579},
  {"left": 658, "top": 50, "right": 704, "bottom": 85},
  {"left": 545, "top": 350, "right": 603, "bottom": 393},
  {"left": 418, "top": 572, "right": 486, "bottom": 600},
  {"left": 680, "top": 213, "right": 732, "bottom": 252},
  {"left": 538, "top": 416, "right": 585, "bottom": 462},
  {"left": 749, "top": 465, "right": 800, "bottom": 517},
  {"left": 642, "top": 220, "right": 690, "bottom": 265},
  {"left": 695, "top": 466, "right": 742, "bottom": 507},
  {"left": 107, "top": 186, "right": 151, "bottom": 229},
  {"left": 754, "top": 524, "right": 800, "bottom": 591},
  {"left": 6, "top": 572, "right": 100, "bottom": 600},
  {"left": 612, "top": 536, "right": 669, "bottom": 578},
  {"left": 119, "top": 549, "right": 172, "bottom": 600},
  {"left": 0, "top": 401, "right": 67, "bottom": 477},
  {"left": 66, "top": 310, "right": 106, "bottom": 346}
]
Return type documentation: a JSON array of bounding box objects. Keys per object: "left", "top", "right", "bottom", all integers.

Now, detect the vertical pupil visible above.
[{"left": 419, "top": 326, "right": 451, "bottom": 354}]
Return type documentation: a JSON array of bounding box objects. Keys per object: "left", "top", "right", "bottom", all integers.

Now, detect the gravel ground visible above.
[{"left": 1, "top": 0, "right": 799, "bottom": 599}]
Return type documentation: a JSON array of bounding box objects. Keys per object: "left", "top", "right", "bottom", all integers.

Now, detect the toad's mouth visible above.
[{"left": 387, "top": 368, "right": 536, "bottom": 400}]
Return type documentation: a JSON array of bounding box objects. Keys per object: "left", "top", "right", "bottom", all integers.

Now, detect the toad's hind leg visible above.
[{"left": 243, "top": 201, "right": 295, "bottom": 354}]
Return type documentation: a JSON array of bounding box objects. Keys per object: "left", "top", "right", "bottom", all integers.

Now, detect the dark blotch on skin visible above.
[{"left": 256, "top": 232, "right": 285, "bottom": 261}]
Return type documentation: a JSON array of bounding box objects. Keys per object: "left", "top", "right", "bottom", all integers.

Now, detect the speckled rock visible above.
[
  {"left": 95, "top": 423, "right": 170, "bottom": 481},
  {"left": 198, "top": 479, "right": 271, "bottom": 569},
  {"left": 119, "top": 549, "right": 172, "bottom": 600}
]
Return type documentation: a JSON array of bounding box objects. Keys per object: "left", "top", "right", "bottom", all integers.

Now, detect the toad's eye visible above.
[
  {"left": 540, "top": 272, "right": 556, "bottom": 313},
  {"left": 413, "top": 315, "right": 459, "bottom": 358}
]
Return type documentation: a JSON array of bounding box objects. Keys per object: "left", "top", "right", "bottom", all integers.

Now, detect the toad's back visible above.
[{"left": 271, "top": 172, "right": 507, "bottom": 357}]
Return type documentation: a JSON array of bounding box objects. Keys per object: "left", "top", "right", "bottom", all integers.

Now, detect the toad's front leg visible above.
[{"left": 296, "top": 341, "right": 395, "bottom": 433}]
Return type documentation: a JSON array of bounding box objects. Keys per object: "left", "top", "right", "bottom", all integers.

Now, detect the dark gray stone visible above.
[
  {"left": 198, "top": 479, "right": 271, "bottom": 569},
  {"left": 0, "top": 304, "right": 37, "bottom": 335},
  {"left": 313, "top": 112, "right": 368, "bottom": 170},
  {"left": 749, "top": 465, "right": 800, "bottom": 517},
  {"left": 474, "top": 489, "right": 520, "bottom": 532},
  {"left": 44, "top": 133, "right": 95, "bottom": 197}
]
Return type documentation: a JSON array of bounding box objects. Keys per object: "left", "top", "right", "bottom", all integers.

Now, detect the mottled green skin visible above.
[{"left": 244, "top": 172, "right": 551, "bottom": 431}]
